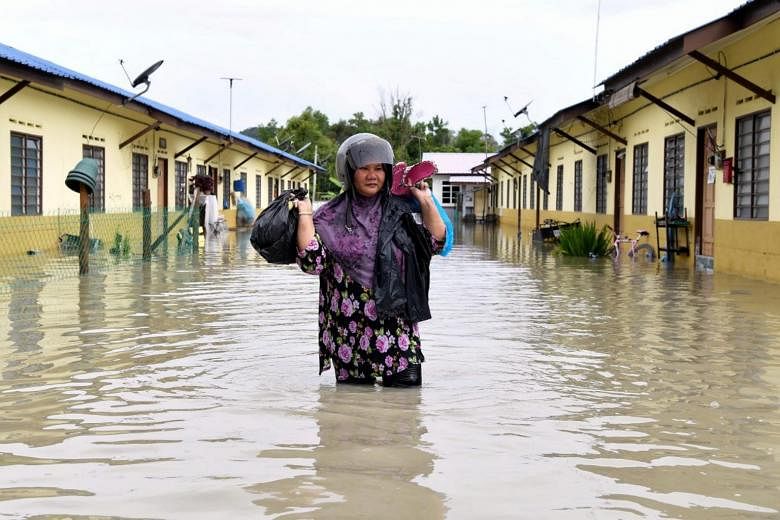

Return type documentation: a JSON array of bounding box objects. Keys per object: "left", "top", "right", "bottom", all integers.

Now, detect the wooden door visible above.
[
  {"left": 156, "top": 158, "right": 168, "bottom": 208},
  {"left": 208, "top": 166, "right": 219, "bottom": 199},
  {"left": 613, "top": 150, "right": 625, "bottom": 234},
  {"left": 698, "top": 125, "right": 716, "bottom": 256}
]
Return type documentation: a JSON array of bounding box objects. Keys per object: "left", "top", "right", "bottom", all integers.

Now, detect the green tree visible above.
[
  {"left": 500, "top": 126, "right": 516, "bottom": 147},
  {"left": 276, "top": 107, "right": 339, "bottom": 196},
  {"left": 453, "top": 128, "right": 498, "bottom": 153},
  {"left": 405, "top": 121, "right": 428, "bottom": 163},
  {"left": 376, "top": 89, "right": 416, "bottom": 162},
  {"left": 328, "top": 111, "right": 376, "bottom": 144},
  {"left": 426, "top": 115, "right": 453, "bottom": 150},
  {"left": 500, "top": 123, "right": 538, "bottom": 146},
  {"left": 243, "top": 95, "right": 507, "bottom": 199},
  {"left": 283, "top": 107, "right": 331, "bottom": 154},
  {"left": 288, "top": 110, "right": 336, "bottom": 160},
  {"left": 240, "top": 118, "right": 280, "bottom": 142}
]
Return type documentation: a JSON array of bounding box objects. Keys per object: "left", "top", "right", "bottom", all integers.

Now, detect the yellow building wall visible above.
[
  {"left": 494, "top": 134, "right": 606, "bottom": 234},
  {"left": 716, "top": 220, "right": 780, "bottom": 282},
  {"left": 505, "top": 17, "right": 779, "bottom": 278},
  {"left": 471, "top": 188, "right": 489, "bottom": 219},
  {"left": 549, "top": 138, "right": 601, "bottom": 215}
]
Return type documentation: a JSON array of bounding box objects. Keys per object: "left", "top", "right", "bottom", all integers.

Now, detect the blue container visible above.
[{"left": 233, "top": 179, "right": 246, "bottom": 193}]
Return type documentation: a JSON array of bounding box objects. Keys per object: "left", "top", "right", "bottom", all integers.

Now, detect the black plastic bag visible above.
[{"left": 250, "top": 187, "right": 308, "bottom": 264}]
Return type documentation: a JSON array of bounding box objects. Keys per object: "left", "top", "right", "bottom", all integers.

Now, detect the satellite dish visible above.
[
  {"left": 121, "top": 59, "right": 164, "bottom": 105},
  {"left": 513, "top": 100, "right": 532, "bottom": 118},
  {"left": 132, "top": 60, "right": 164, "bottom": 88}
]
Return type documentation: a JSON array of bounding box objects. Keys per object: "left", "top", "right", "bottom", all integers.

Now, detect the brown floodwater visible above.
[{"left": 1, "top": 225, "right": 779, "bottom": 519}]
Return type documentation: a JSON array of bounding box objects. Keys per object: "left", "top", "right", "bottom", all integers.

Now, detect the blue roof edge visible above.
[{"left": 0, "top": 42, "right": 324, "bottom": 172}]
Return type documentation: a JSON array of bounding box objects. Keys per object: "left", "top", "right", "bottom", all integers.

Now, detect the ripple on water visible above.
[{"left": 0, "top": 226, "right": 778, "bottom": 518}]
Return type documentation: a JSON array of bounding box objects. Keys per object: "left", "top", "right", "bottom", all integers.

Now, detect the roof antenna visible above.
[
  {"left": 504, "top": 95, "right": 533, "bottom": 122},
  {"left": 119, "top": 59, "right": 164, "bottom": 105},
  {"left": 592, "top": 0, "right": 602, "bottom": 101}
]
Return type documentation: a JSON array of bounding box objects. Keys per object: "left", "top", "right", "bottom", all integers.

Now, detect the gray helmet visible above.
[{"left": 335, "top": 133, "right": 394, "bottom": 188}]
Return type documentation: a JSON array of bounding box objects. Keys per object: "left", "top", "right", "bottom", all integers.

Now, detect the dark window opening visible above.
[
  {"left": 82, "top": 145, "right": 105, "bottom": 211},
  {"left": 632, "top": 143, "right": 649, "bottom": 214},
  {"left": 663, "top": 134, "right": 684, "bottom": 214},
  {"left": 735, "top": 110, "right": 770, "bottom": 220},
  {"left": 10, "top": 132, "right": 42, "bottom": 215},
  {"left": 574, "top": 160, "right": 582, "bottom": 212},
  {"left": 132, "top": 153, "right": 148, "bottom": 211},
  {"left": 596, "top": 154, "right": 608, "bottom": 214}
]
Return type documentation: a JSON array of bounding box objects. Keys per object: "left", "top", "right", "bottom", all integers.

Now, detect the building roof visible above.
[
  {"left": 600, "top": 0, "right": 780, "bottom": 93},
  {"left": 468, "top": 95, "right": 599, "bottom": 175},
  {"left": 0, "top": 42, "right": 324, "bottom": 172},
  {"left": 449, "top": 175, "right": 491, "bottom": 184},
  {"left": 421, "top": 152, "right": 491, "bottom": 175}
]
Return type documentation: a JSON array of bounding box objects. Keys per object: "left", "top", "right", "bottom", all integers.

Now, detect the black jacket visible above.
[{"left": 373, "top": 195, "right": 434, "bottom": 322}]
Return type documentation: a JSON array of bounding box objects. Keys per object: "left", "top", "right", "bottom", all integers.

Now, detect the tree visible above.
[
  {"left": 242, "top": 94, "right": 505, "bottom": 199},
  {"left": 241, "top": 119, "right": 280, "bottom": 143},
  {"left": 500, "top": 123, "right": 538, "bottom": 146},
  {"left": 426, "top": 115, "right": 453, "bottom": 150},
  {"left": 376, "top": 89, "right": 416, "bottom": 162},
  {"left": 500, "top": 126, "right": 516, "bottom": 147},
  {"left": 328, "top": 111, "right": 376, "bottom": 144},
  {"left": 282, "top": 108, "right": 336, "bottom": 165},
  {"left": 406, "top": 121, "right": 429, "bottom": 163},
  {"left": 453, "top": 128, "right": 498, "bottom": 153}
]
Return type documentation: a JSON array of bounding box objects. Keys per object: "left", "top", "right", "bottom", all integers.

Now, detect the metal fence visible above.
[{"left": 0, "top": 206, "right": 192, "bottom": 294}]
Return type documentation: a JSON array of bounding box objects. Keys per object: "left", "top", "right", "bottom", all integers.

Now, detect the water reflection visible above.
[
  {"left": 249, "top": 386, "right": 445, "bottom": 519},
  {"left": 0, "top": 224, "right": 778, "bottom": 518},
  {"left": 236, "top": 228, "right": 252, "bottom": 260},
  {"left": 6, "top": 279, "right": 45, "bottom": 371}
]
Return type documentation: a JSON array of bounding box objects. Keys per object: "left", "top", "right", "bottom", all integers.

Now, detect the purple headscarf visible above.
[{"left": 314, "top": 192, "right": 383, "bottom": 288}]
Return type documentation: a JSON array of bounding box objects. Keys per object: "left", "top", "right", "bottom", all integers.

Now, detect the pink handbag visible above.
[{"left": 391, "top": 160, "right": 438, "bottom": 197}]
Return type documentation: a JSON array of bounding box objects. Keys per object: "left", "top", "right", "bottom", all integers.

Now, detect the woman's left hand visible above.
[
  {"left": 409, "top": 182, "right": 446, "bottom": 241},
  {"left": 409, "top": 182, "right": 433, "bottom": 207}
]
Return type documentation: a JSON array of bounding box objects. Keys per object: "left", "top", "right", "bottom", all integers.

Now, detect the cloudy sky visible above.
[{"left": 4, "top": 0, "right": 745, "bottom": 140}]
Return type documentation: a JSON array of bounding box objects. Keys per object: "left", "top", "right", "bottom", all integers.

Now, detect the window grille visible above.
[
  {"left": 735, "top": 110, "right": 770, "bottom": 219},
  {"left": 10, "top": 132, "right": 42, "bottom": 215}
]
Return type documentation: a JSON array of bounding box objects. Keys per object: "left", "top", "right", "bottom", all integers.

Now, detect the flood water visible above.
[{"left": 1, "top": 225, "right": 779, "bottom": 519}]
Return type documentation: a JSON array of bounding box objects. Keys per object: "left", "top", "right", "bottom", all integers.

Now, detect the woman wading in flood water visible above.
[{"left": 295, "top": 133, "right": 446, "bottom": 387}]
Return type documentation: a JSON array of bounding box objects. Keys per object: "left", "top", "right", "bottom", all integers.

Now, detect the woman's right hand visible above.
[
  {"left": 295, "top": 196, "right": 313, "bottom": 215},
  {"left": 295, "top": 196, "right": 316, "bottom": 251}
]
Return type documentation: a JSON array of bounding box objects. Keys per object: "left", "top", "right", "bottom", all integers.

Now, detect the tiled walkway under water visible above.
[{"left": 1, "top": 225, "right": 779, "bottom": 519}]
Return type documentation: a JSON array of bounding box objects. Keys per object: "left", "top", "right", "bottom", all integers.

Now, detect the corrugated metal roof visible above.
[
  {"left": 422, "top": 152, "right": 490, "bottom": 174},
  {"left": 0, "top": 42, "right": 323, "bottom": 172},
  {"left": 445, "top": 175, "right": 490, "bottom": 184},
  {"left": 600, "top": 0, "right": 779, "bottom": 91}
]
